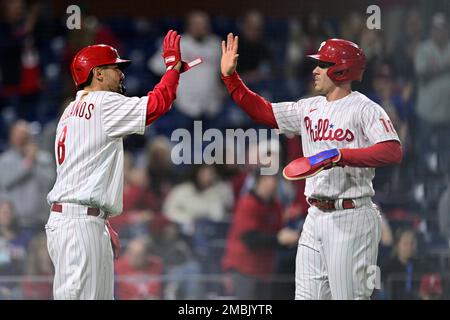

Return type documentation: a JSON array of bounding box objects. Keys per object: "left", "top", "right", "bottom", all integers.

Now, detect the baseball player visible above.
[
  {"left": 45, "top": 30, "right": 195, "bottom": 300},
  {"left": 221, "top": 33, "right": 403, "bottom": 299}
]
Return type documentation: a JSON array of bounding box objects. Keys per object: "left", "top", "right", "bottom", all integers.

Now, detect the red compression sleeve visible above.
[
  {"left": 145, "top": 69, "right": 180, "bottom": 126},
  {"left": 340, "top": 140, "right": 403, "bottom": 167},
  {"left": 221, "top": 71, "right": 278, "bottom": 128}
]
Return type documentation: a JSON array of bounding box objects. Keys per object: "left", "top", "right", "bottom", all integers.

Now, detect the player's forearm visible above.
[
  {"left": 340, "top": 140, "right": 403, "bottom": 167},
  {"left": 221, "top": 71, "right": 278, "bottom": 128},
  {"left": 145, "top": 69, "right": 180, "bottom": 126}
]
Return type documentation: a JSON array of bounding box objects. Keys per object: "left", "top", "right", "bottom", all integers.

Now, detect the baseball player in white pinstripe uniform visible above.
[
  {"left": 221, "top": 34, "right": 403, "bottom": 299},
  {"left": 45, "top": 30, "right": 198, "bottom": 299}
]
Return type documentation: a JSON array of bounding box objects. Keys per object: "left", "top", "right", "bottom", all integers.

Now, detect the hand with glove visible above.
[
  {"left": 162, "top": 29, "right": 203, "bottom": 73},
  {"left": 283, "top": 148, "right": 342, "bottom": 180}
]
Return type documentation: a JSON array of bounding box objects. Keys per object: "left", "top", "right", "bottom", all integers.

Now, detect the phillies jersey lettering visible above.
[
  {"left": 272, "top": 91, "right": 400, "bottom": 199},
  {"left": 47, "top": 90, "right": 147, "bottom": 216},
  {"left": 304, "top": 117, "right": 355, "bottom": 142}
]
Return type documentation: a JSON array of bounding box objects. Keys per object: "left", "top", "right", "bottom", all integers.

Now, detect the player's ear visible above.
[{"left": 93, "top": 67, "right": 104, "bottom": 81}]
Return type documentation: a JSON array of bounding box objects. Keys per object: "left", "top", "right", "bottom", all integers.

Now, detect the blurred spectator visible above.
[
  {"left": 370, "top": 63, "right": 411, "bottom": 145},
  {"left": 293, "top": 11, "right": 333, "bottom": 81},
  {"left": 38, "top": 97, "right": 72, "bottom": 155},
  {"left": 0, "top": 0, "right": 43, "bottom": 126},
  {"left": 356, "top": 28, "right": 385, "bottom": 93},
  {"left": 340, "top": 11, "right": 365, "bottom": 44},
  {"left": 389, "top": 6, "right": 424, "bottom": 85},
  {"left": 437, "top": 179, "right": 450, "bottom": 245},
  {"left": 115, "top": 236, "right": 163, "bottom": 300},
  {"left": 369, "top": 62, "right": 412, "bottom": 194},
  {"left": 21, "top": 232, "right": 53, "bottom": 300},
  {"left": 0, "top": 120, "right": 55, "bottom": 232},
  {"left": 382, "top": 228, "right": 428, "bottom": 299},
  {"left": 109, "top": 152, "right": 157, "bottom": 238},
  {"left": 62, "top": 14, "right": 122, "bottom": 97},
  {"left": 285, "top": 18, "right": 304, "bottom": 80},
  {"left": 419, "top": 273, "right": 443, "bottom": 300},
  {"left": 148, "top": 11, "right": 223, "bottom": 135},
  {"left": 377, "top": 212, "right": 395, "bottom": 268},
  {"left": 222, "top": 174, "right": 299, "bottom": 299},
  {"left": 414, "top": 12, "right": 450, "bottom": 175},
  {"left": 152, "top": 219, "right": 202, "bottom": 299},
  {"left": 145, "top": 136, "right": 179, "bottom": 204},
  {"left": 217, "top": 161, "right": 248, "bottom": 208},
  {"left": 163, "top": 164, "right": 234, "bottom": 237},
  {"left": 236, "top": 10, "right": 271, "bottom": 84},
  {"left": 0, "top": 199, "right": 32, "bottom": 299},
  {"left": 281, "top": 133, "right": 309, "bottom": 229},
  {"left": 271, "top": 180, "right": 308, "bottom": 300},
  {"left": 240, "top": 138, "right": 296, "bottom": 205}
]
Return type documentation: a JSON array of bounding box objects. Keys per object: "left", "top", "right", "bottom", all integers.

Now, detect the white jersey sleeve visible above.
[
  {"left": 359, "top": 101, "right": 400, "bottom": 144},
  {"left": 101, "top": 92, "right": 147, "bottom": 138},
  {"left": 272, "top": 100, "right": 305, "bottom": 135}
]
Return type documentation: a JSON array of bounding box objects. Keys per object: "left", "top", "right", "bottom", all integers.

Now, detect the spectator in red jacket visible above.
[
  {"left": 115, "top": 237, "right": 163, "bottom": 300},
  {"left": 222, "top": 173, "right": 299, "bottom": 299}
]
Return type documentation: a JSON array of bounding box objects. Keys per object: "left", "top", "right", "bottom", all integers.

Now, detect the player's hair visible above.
[{"left": 79, "top": 71, "right": 94, "bottom": 89}]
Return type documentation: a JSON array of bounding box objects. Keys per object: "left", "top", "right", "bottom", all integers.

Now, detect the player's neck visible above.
[
  {"left": 325, "top": 84, "right": 352, "bottom": 102},
  {"left": 82, "top": 84, "right": 103, "bottom": 92}
]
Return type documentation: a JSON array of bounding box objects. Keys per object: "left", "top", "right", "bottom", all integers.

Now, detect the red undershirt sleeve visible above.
[
  {"left": 221, "top": 71, "right": 278, "bottom": 128},
  {"left": 340, "top": 140, "right": 403, "bottom": 167},
  {"left": 145, "top": 69, "right": 180, "bottom": 126}
]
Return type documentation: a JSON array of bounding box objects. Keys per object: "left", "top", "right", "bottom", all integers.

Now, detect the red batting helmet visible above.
[
  {"left": 307, "top": 38, "right": 366, "bottom": 82},
  {"left": 70, "top": 44, "right": 131, "bottom": 88}
]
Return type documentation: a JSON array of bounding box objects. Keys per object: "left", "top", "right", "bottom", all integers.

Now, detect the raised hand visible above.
[
  {"left": 162, "top": 30, "right": 181, "bottom": 71},
  {"left": 221, "top": 33, "right": 239, "bottom": 76},
  {"left": 162, "top": 29, "right": 202, "bottom": 73}
]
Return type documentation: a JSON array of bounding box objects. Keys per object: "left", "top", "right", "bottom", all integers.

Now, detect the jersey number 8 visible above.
[{"left": 57, "top": 126, "right": 67, "bottom": 165}]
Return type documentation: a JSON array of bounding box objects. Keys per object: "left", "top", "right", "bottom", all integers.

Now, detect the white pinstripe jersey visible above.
[
  {"left": 47, "top": 90, "right": 147, "bottom": 216},
  {"left": 272, "top": 91, "right": 400, "bottom": 199}
]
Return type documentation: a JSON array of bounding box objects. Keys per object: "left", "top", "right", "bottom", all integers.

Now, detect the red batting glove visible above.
[
  {"left": 162, "top": 29, "right": 203, "bottom": 73},
  {"left": 106, "top": 220, "right": 121, "bottom": 260},
  {"left": 162, "top": 30, "right": 181, "bottom": 71}
]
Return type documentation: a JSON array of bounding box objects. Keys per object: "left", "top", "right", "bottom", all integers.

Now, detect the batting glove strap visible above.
[{"left": 180, "top": 57, "right": 203, "bottom": 73}]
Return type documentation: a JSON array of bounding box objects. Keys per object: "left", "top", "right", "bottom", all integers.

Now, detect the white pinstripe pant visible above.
[
  {"left": 45, "top": 209, "right": 114, "bottom": 300},
  {"left": 295, "top": 202, "right": 381, "bottom": 300}
]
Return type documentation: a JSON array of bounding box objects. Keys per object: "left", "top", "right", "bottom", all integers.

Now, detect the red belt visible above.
[
  {"left": 51, "top": 203, "right": 108, "bottom": 218},
  {"left": 307, "top": 198, "right": 356, "bottom": 211}
]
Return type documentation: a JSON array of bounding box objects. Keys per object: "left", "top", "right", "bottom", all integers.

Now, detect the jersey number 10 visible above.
[{"left": 379, "top": 118, "right": 396, "bottom": 133}]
